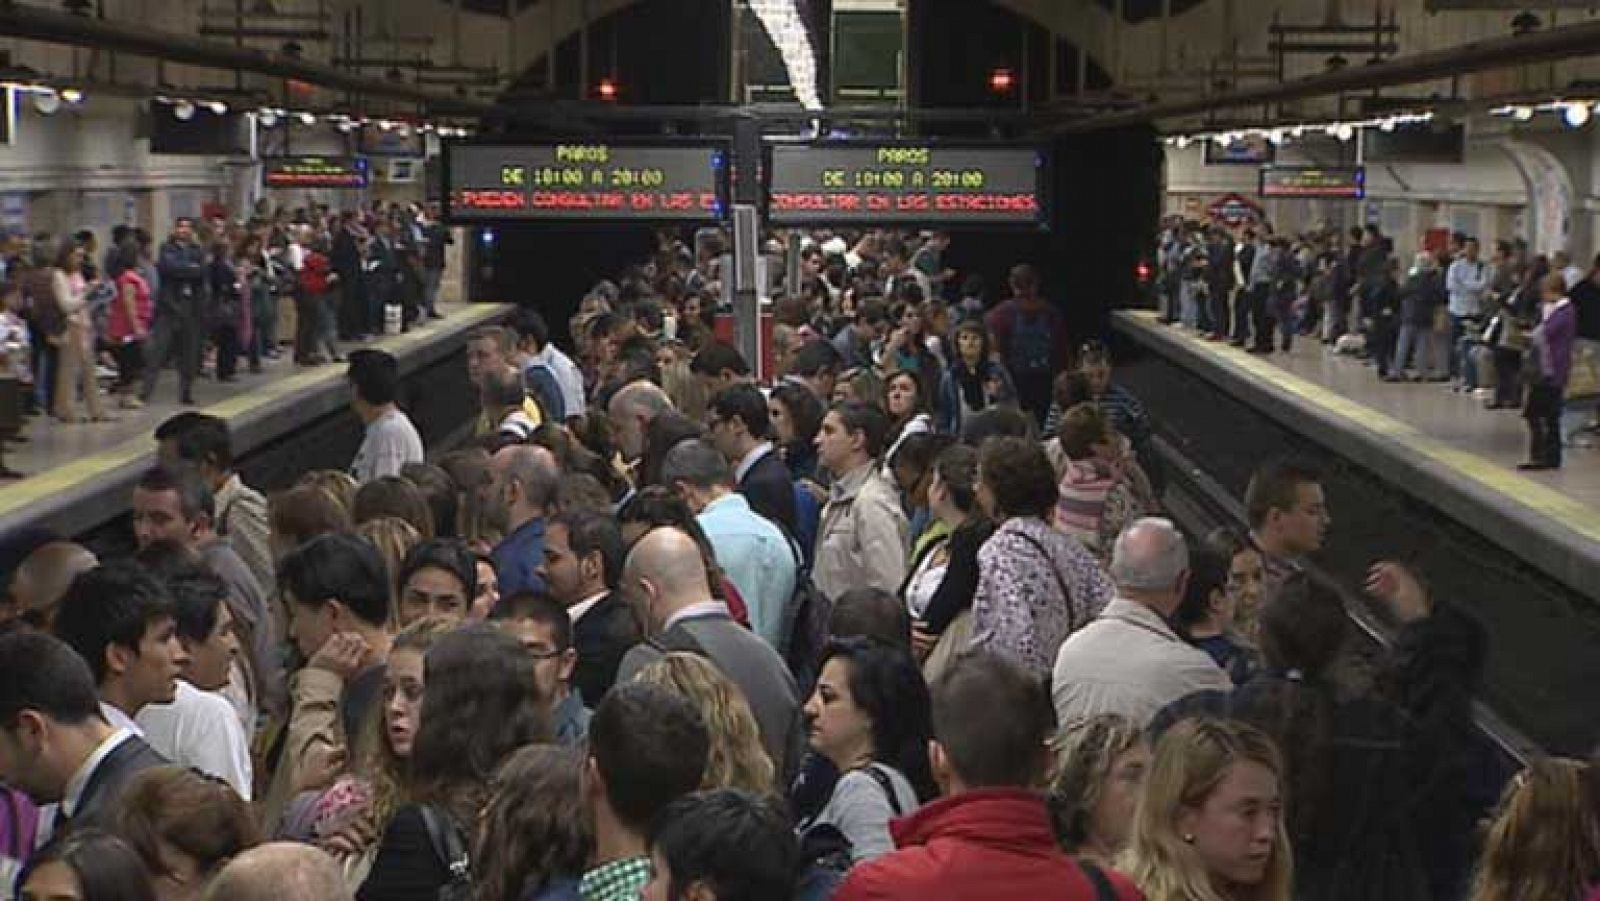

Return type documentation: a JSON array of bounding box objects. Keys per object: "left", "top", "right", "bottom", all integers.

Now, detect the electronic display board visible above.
[
  {"left": 263, "top": 156, "right": 370, "bottom": 189},
  {"left": 1258, "top": 166, "right": 1365, "bottom": 199},
  {"left": 1364, "top": 123, "right": 1465, "bottom": 164},
  {"left": 443, "top": 142, "right": 729, "bottom": 223},
  {"left": 765, "top": 143, "right": 1047, "bottom": 227}
]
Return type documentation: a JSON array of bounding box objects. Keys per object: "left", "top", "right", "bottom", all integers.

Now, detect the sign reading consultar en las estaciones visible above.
[
  {"left": 442, "top": 141, "right": 730, "bottom": 224},
  {"left": 765, "top": 143, "right": 1047, "bottom": 227}
]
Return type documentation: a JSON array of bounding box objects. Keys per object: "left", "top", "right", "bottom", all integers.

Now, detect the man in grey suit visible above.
[
  {"left": 617, "top": 526, "right": 804, "bottom": 782},
  {"left": 0, "top": 630, "right": 166, "bottom": 839}
]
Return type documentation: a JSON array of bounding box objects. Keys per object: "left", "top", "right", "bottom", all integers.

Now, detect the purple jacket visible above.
[
  {"left": 1536, "top": 299, "right": 1578, "bottom": 387},
  {"left": 1, "top": 786, "right": 38, "bottom": 875}
]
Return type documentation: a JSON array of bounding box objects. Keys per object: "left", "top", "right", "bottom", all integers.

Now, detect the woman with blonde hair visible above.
[
  {"left": 279, "top": 615, "right": 457, "bottom": 889},
  {"left": 296, "top": 468, "right": 359, "bottom": 511},
  {"left": 633, "top": 652, "right": 776, "bottom": 795},
  {"left": 1122, "top": 717, "right": 1292, "bottom": 901},
  {"left": 1470, "top": 757, "right": 1600, "bottom": 901},
  {"left": 355, "top": 516, "right": 423, "bottom": 629},
  {"left": 1047, "top": 714, "right": 1150, "bottom": 868}
]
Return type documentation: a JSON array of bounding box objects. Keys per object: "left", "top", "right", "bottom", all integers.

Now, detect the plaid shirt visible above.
[{"left": 580, "top": 856, "right": 651, "bottom": 901}]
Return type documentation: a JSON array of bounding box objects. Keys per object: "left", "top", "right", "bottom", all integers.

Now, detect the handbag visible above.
[
  {"left": 1566, "top": 346, "right": 1600, "bottom": 402},
  {"left": 922, "top": 608, "right": 974, "bottom": 683},
  {"left": 416, "top": 803, "right": 472, "bottom": 901}
]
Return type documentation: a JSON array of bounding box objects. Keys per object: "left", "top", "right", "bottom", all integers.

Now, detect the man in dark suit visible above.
[
  {"left": 617, "top": 526, "right": 804, "bottom": 783},
  {"left": 0, "top": 630, "right": 167, "bottom": 839},
  {"left": 537, "top": 510, "right": 638, "bottom": 707},
  {"left": 707, "top": 384, "right": 797, "bottom": 535}
]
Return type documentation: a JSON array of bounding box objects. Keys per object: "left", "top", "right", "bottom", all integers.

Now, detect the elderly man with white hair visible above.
[{"left": 1050, "top": 518, "right": 1231, "bottom": 728}]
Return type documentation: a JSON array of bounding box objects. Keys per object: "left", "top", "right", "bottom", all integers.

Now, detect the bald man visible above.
[
  {"left": 606, "top": 380, "right": 673, "bottom": 462},
  {"left": 487, "top": 443, "right": 560, "bottom": 597},
  {"left": 617, "top": 526, "right": 803, "bottom": 781},
  {"left": 6, "top": 541, "right": 97, "bottom": 630},
  {"left": 1051, "top": 518, "right": 1230, "bottom": 728},
  {"left": 202, "top": 843, "right": 352, "bottom": 901}
]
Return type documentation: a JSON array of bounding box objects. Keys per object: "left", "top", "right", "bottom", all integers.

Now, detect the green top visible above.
[{"left": 579, "top": 856, "right": 651, "bottom": 901}]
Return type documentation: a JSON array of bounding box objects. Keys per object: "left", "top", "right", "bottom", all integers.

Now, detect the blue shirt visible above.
[
  {"left": 554, "top": 691, "right": 592, "bottom": 746},
  {"left": 697, "top": 493, "right": 797, "bottom": 650},
  {"left": 492, "top": 517, "right": 547, "bottom": 598}
]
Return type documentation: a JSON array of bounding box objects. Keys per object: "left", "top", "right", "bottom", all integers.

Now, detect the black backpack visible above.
[
  {"left": 417, "top": 803, "right": 472, "bottom": 901},
  {"left": 776, "top": 528, "right": 831, "bottom": 698},
  {"left": 794, "top": 766, "right": 905, "bottom": 901}
]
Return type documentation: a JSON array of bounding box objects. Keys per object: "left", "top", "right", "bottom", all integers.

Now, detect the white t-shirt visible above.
[
  {"left": 351, "top": 408, "right": 424, "bottom": 484},
  {"left": 137, "top": 680, "right": 254, "bottom": 800}
]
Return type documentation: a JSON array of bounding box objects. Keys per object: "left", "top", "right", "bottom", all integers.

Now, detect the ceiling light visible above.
[
  {"left": 1335, "top": 123, "right": 1355, "bottom": 142},
  {"left": 33, "top": 91, "right": 61, "bottom": 116},
  {"left": 1379, "top": 118, "right": 1397, "bottom": 132},
  {"left": 1564, "top": 102, "right": 1592, "bottom": 127},
  {"left": 1267, "top": 129, "right": 1284, "bottom": 145},
  {"left": 207, "top": 101, "right": 228, "bottom": 115},
  {"left": 257, "top": 109, "right": 278, "bottom": 127},
  {"left": 1513, "top": 106, "right": 1534, "bottom": 122},
  {"left": 59, "top": 88, "right": 83, "bottom": 104},
  {"left": 298, "top": 111, "right": 316, "bottom": 125},
  {"left": 378, "top": 119, "right": 394, "bottom": 131},
  {"left": 173, "top": 100, "right": 196, "bottom": 121},
  {"left": 1175, "top": 135, "right": 1190, "bottom": 149}
]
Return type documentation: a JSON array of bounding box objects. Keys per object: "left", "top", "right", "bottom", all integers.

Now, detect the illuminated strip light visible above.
[
  {"left": 748, "top": 0, "right": 822, "bottom": 111},
  {"left": 1161, "top": 111, "right": 1435, "bottom": 146}
]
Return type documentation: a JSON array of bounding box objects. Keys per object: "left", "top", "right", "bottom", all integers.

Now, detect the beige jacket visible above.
[{"left": 814, "top": 463, "right": 909, "bottom": 602}]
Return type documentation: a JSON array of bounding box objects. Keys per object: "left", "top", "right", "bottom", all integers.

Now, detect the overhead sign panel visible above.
[
  {"left": 1204, "top": 135, "right": 1275, "bottom": 165},
  {"left": 766, "top": 143, "right": 1047, "bottom": 227},
  {"left": 1259, "top": 165, "right": 1365, "bottom": 199},
  {"left": 263, "top": 156, "right": 370, "bottom": 189},
  {"left": 442, "top": 142, "right": 730, "bottom": 223}
]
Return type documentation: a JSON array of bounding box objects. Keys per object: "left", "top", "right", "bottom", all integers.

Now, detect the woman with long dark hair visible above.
[
  {"left": 471, "top": 745, "right": 593, "bottom": 901},
  {"left": 936, "top": 318, "right": 1013, "bottom": 435},
  {"left": 358, "top": 624, "right": 550, "bottom": 901},
  {"left": 19, "top": 830, "right": 156, "bottom": 901},
  {"left": 114, "top": 766, "right": 260, "bottom": 901},
  {"left": 798, "top": 636, "right": 934, "bottom": 863},
  {"left": 881, "top": 369, "right": 934, "bottom": 477},
  {"left": 769, "top": 380, "right": 825, "bottom": 482}
]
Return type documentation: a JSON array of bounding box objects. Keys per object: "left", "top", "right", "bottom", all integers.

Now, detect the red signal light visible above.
[
  {"left": 1136, "top": 260, "right": 1153, "bottom": 283},
  {"left": 989, "top": 68, "right": 1015, "bottom": 93},
  {"left": 597, "top": 78, "right": 618, "bottom": 101}
]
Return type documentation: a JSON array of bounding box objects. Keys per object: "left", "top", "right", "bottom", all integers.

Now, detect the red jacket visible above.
[{"left": 834, "top": 789, "right": 1145, "bottom": 901}]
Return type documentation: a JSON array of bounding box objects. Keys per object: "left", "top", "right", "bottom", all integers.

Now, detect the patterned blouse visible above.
[{"left": 971, "top": 516, "right": 1116, "bottom": 678}]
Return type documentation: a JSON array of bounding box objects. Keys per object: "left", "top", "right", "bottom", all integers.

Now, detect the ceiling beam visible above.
[
  {"left": 1059, "top": 18, "right": 1600, "bottom": 133},
  {"left": 0, "top": 2, "right": 492, "bottom": 115}
]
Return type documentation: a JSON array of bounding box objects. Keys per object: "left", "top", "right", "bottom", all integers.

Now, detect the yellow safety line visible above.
[
  {"left": 1120, "top": 309, "right": 1600, "bottom": 542},
  {"left": 0, "top": 303, "right": 512, "bottom": 517}
]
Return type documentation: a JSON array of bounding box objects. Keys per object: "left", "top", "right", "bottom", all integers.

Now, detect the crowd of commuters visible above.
[
  {"left": 1157, "top": 218, "right": 1599, "bottom": 470},
  {"left": 0, "top": 200, "right": 451, "bottom": 477},
  {"left": 0, "top": 222, "right": 1586, "bottom": 901}
]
